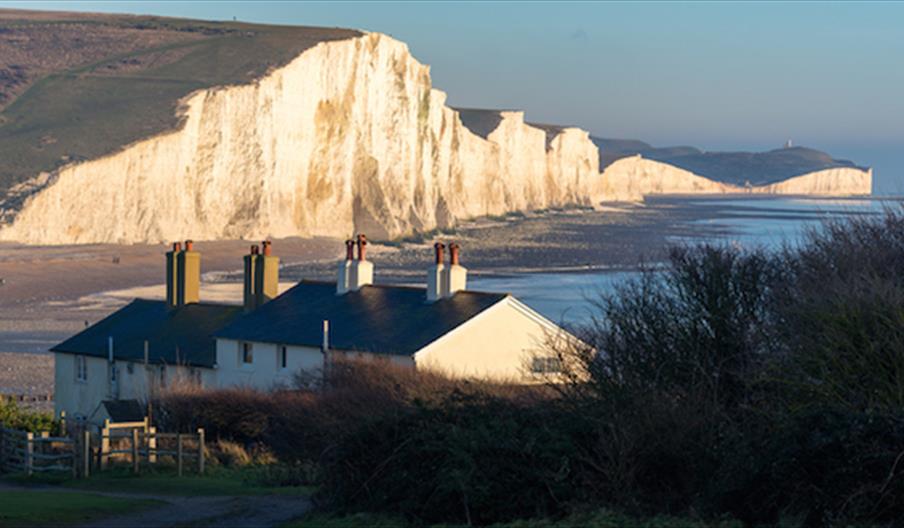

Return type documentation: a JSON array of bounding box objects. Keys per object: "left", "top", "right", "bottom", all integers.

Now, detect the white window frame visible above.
[
  {"left": 240, "top": 342, "right": 254, "bottom": 366},
  {"left": 531, "top": 356, "right": 563, "bottom": 375},
  {"left": 75, "top": 355, "right": 88, "bottom": 382}
]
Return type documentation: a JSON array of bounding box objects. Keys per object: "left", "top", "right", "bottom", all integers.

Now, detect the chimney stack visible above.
[
  {"left": 347, "top": 234, "right": 373, "bottom": 291},
  {"left": 336, "top": 239, "right": 355, "bottom": 294},
  {"left": 165, "top": 242, "right": 182, "bottom": 310},
  {"left": 175, "top": 239, "right": 201, "bottom": 306},
  {"left": 426, "top": 242, "right": 446, "bottom": 302},
  {"left": 243, "top": 242, "right": 279, "bottom": 311},
  {"left": 442, "top": 242, "right": 467, "bottom": 298},
  {"left": 243, "top": 245, "right": 259, "bottom": 312},
  {"left": 255, "top": 240, "right": 279, "bottom": 306}
]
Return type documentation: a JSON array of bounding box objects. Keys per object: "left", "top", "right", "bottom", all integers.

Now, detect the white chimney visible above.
[
  {"left": 336, "top": 239, "right": 355, "bottom": 294},
  {"left": 348, "top": 234, "right": 373, "bottom": 291},
  {"left": 426, "top": 242, "right": 446, "bottom": 302},
  {"left": 442, "top": 242, "right": 467, "bottom": 298}
]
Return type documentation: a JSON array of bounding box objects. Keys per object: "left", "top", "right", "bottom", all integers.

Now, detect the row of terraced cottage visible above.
[{"left": 51, "top": 236, "right": 579, "bottom": 426}]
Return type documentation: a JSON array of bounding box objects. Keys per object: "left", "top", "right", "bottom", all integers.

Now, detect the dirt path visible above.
[
  {"left": 0, "top": 482, "right": 312, "bottom": 527},
  {"left": 79, "top": 494, "right": 312, "bottom": 528}
]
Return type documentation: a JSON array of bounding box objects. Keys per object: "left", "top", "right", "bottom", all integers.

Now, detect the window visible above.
[
  {"left": 75, "top": 355, "right": 87, "bottom": 382},
  {"left": 278, "top": 346, "right": 288, "bottom": 370},
  {"left": 531, "top": 356, "right": 563, "bottom": 374},
  {"left": 241, "top": 342, "right": 254, "bottom": 365}
]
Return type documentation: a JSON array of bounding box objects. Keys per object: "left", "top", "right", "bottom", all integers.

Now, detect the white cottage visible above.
[{"left": 51, "top": 236, "right": 575, "bottom": 423}]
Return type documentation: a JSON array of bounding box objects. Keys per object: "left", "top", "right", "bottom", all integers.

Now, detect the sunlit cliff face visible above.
[{"left": 0, "top": 32, "right": 871, "bottom": 245}]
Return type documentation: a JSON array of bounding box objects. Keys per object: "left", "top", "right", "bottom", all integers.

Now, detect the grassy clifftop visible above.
[{"left": 0, "top": 9, "right": 360, "bottom": 191}]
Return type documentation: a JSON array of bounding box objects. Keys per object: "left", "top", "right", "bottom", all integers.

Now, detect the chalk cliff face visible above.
[
  {"left": 0, "top": 32, "right": 872, "bottom": 245},
  {"left": 0, "top": 33, "right": 604, "bottom": 244},
  {"left": 750, "top": 167, "right": 873, "bottom": 195},
  {"left": 599, "top": 157, "right": 871, "bottom": 201},
  {"left": 600, "top": 156, "right": 737, "bottom": 201}
]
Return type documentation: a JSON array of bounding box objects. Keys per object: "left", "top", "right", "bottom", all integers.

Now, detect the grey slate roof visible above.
[
  {"left": 101, "top": 399, "right": 146, "bottom": 423},
  {"left": 214, "top": 281, "right": 508, "bottom": 356},
  {"left": 51, "top": 299, "right": 242, "bottom": 368}
]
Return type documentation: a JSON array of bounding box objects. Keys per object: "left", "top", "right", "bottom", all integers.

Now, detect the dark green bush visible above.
[{"left": 0, "top": 397, "right": 55, "bottom": 433}]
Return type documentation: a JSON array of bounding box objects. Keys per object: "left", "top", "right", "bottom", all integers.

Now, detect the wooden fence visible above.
[
  {"left": 95, "top": 420, "right": 205, "bottom": 477},
  {"left": 0, "top": 426, "right": 76, "bottom": 476},
  {"left": 0, "top": 421, "right": 205, "bottom": 478}
]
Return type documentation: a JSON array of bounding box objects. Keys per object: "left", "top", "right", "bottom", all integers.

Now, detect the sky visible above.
[{"left": 3, "top": 1, "right": 903, "bottom": 192}]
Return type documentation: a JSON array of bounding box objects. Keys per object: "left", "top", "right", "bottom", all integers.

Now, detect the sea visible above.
[{"left": 469, "top": 196, "right": 899, "bottom": 324}]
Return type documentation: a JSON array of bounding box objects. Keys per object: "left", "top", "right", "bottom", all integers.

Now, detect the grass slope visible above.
[{"left": 0, "top": 10, "right": 359, "bottom": 192}]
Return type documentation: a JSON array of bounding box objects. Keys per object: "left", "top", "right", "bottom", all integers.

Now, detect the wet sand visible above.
[{"left": 0, "top": 195, "right": 868, "bottom": 398}]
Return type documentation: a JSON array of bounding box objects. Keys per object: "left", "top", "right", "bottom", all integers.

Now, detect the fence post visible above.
[
  {"left": 100, "top": 420, "right": 110, "bottom": 470},
  {"left": 131, "top": 429, "right": 139, "bottom": 474},
  {"left": 82, "top": 430, "right": 91, "bottom": 479},
  {"left": 197, "top": 428, "right": 205, "bottom": 475},
  {"left": 176, "top": 433, "right": 183, "bottom": 477},
  {"left": 0, "top": 427, "right": 6, "bottom": 472},
  {"left": 147, "top": 426, "right": 157, "bottom": 464},
  {"left": 25, "top": 432, "right": 34, "bottom": 476}
]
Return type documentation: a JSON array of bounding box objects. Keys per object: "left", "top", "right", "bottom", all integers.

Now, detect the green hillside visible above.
[{"left": 0, "top": 9, "right": 359, "bottom": 192}]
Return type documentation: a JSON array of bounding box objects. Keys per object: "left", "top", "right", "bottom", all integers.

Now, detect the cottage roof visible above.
[
  {"left": 51, "top": 299, "right": 241, "bottom": 368},
  {"left": 214, "top": 280, "right": 507, "bottom": 356}
]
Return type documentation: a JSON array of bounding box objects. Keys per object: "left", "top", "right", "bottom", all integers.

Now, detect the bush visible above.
[{"left": 0, "top": 397, "right": 55, "bottom": 433}]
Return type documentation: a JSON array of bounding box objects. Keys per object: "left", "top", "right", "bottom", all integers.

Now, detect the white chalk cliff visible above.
[{"left": 0, "top": 32, "right": 872, "bottom": 245}]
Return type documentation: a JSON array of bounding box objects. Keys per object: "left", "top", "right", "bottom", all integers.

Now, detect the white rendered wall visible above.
[
  {"left": 53, "top": 353, "right": 215, "bottom": 423},
  {"left": 215, "top": 339, "right": 324, "bottom": 390},
  {"left": 413, "top": 298, "right": 564, "bottom": 382}
]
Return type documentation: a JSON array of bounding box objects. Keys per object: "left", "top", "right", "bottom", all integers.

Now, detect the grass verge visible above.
[
  {"left": 61, "top": 466, "right": 314, "bottom": 497},
  {"left": 0, "top": 490, "right": 161, "bottom": 527}
]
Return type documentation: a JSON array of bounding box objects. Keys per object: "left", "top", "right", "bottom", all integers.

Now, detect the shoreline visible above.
[{"left": 0, "top": 195, "right": 894, "bottom": 400}]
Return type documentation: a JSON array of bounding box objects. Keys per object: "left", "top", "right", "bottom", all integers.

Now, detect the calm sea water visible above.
[{"left": 469, "top": 197, "right": 894, "bottom": 323}]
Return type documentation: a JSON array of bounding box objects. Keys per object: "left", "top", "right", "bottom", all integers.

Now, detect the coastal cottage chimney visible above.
[
  {"left": 336, "top": 239, "right": 355, "bottom": 294},
  {"left": 426, "top": 242, "right": 446, "bottom": 302},
  {"left": 243, "top": 245, "right": 260, "bottom": 312},
  {"left": 442, "top": 242, "right": 467, "bottom": 298},
  {"left": 255, "top": 240, "right": 280, "bottom": 307},
  {"left": 176, "top": 240, "right": 201, "bottom": 306},
  {"left": 165, "top": 242, "right": 182, "bottom": 310},
  {"left": 348, "top": 234, "right": 373, "bottom": 291}
]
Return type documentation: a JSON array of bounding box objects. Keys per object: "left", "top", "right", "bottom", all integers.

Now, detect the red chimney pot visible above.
[
  {"left": 434, "top": 242, "right": 445, "bottom": 264},
  {"left": 251, "top": 245, "right": 260, "bottom": 255},
  {"left": 184, "top": 240, "right": 194, "bottom": 252},
  {"left": 356, "top": 234, "right": 368, "bottom": 261},
  {"left": 449, "top": 242, "right": 460, "bottom": 265},
  {"left": 172, "top": 242, "right": 182, "bottom": 252},
  {"left": 262, "top": 240, "right": 272, "bottom": 256},
  {"left": 345, "top": 239, "right": 355, "bottom": 260}
]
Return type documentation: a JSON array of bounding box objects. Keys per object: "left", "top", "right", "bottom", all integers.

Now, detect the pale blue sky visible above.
[{"left": 3, "top": 1, "right": 903, "bottom": 191}]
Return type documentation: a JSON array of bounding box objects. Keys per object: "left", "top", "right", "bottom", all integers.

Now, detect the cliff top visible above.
[
  {"left": 592, "top": 136, "right": 867, "bottom": 185},
  {"left": 0, "top": 9, "right": 360, "bottom": 191}
]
